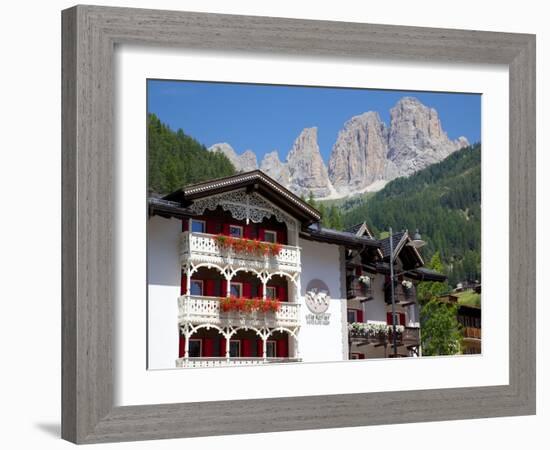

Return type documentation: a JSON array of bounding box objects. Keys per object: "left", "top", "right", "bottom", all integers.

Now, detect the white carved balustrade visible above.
[
  {"left": 180, "top": 231, "right": 301, "bottom": 274},
  {"left": 175, "top": 357, "right": 302, "bottom": 368},
  {"left": 178, "top": 295, "right": 301, "bottom": 328}
]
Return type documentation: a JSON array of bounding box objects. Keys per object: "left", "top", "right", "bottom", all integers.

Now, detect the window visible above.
[
  {"left": 263, "top": 230, "right": 277, "bottom": 243},
  {"left": 229, "top": 340, "right": 241, "bottom": 357},
  {"left": 188, "top": 339, "right": 202, "bottom": 357},
  {"left": 229, "top": 225, "right": 243, "bottom": 238},
  {"left": 347, "top": 309, "right": 358, "bottom": 323},
  {"left": 230, "top": 282, "right": 242, "bottom": 297},
  {"left": 190, "top": 279, "right": 203, "bottom": 296},
  {"left": 190, "top": 219, "right": 206, "bottom": 233},
  {"left": 266, "top": 340, "right": 276, "bottom": 358},
  {"left": 266, "top": 286, "right": 277, "bottom": 299}
]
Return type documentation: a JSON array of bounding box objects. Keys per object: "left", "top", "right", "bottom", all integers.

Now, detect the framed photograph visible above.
[{"left": 62, "top": 5, "right": 535, "bottom": 444}]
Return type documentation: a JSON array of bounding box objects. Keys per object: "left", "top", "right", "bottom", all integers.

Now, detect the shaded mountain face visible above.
[
  {"left": 387, "top": 97, "right": 469, "bottom": 177},
  {"left": 208, "top": 143, "right": 258, "bottom": 172},
  {"left": 286, "top": 127, "right": 335, "bottom": 198},
  {"left": 209, "top": 97, "right": 470, "bottom": 199},
  {"left": 328, "top": 111, "right": 395, "bottom": 195},
  {"left": 260, "top": 150, "right": 289, "bottom": 187}
]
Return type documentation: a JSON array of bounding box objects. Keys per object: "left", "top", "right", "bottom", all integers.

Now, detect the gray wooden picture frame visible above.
[{"left": 61, "top": 4, "right": 536, "bottom": 444}]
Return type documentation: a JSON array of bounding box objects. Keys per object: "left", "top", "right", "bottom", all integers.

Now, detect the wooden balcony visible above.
[
  {"left": 178, "top": 295, "right": 301, "bottom": 328},
  {"left": 347, "top": 279, "right": 373, "bottom": 301},
  {"left": 180, "top": 231, "right": 301, "bottom": 274},
  {"left": 463, "top": 326, "right": 481, "bottom": 339},
  {"left": 349, "top": 322, "right": 420, "bottom": 348},
  {"left": 385, "top": 284, "right": 417, "bottom": 305}
]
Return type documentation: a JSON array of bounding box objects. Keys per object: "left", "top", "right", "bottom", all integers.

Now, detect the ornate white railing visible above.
[
  {"left": 175, "top": 357, "right": 302, "bottom": 368},
  {"left": 178, "top": 295, "right": 301, "bottom": 328},
  {"left": 180, "top": 231, "right": 301, "bottom": 274}
]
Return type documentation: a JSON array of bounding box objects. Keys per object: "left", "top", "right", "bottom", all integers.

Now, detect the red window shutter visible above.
[
  {"left": 220, "top": 338, "right": 227, "bottom": 357},
  {"left": 357, "top": 309, "right": 364, "bottom": 323},
  {"left": 278, "top": 229, "right": 287, "bottom": 244},
  {"left": 181, "top": 272, "right": 187, "bottom": 295},
  {"left": 386, "top": 312, "right": 393, "bottom": 325},
  {"left": 206, "top": 219, "right": 218, "bottom": 235},
  {"left": 222, "top": 223, "right": 230, "bottom": 235},
  {"left": 244, "top": 224, "right": 253, "bottom": 239},
  {"left": 243, "top": 281, "right": 252, "bottom": 299},
  {"left": 203, "top": 338, "right": 214, "bottom": 357},
  {"left": 258, "top": 228, "right": 265, "bottom": 241},
  {"left": 256, "top": 339, "right": 263, "bottom": 357},
  {"left": 182, "top": 219, "right": 188, "bottom": 232},
  {"left": 221, "top": 280, "right": 227, "bottom": 297},
  {"left": 277, "top": 285, "right": 287, "bottom": 302},
  {"left": 399, "top": 313, "right": 406, "bottom": 326},
  {"left": 355, "top": 266, "right": 362, "bottom": 276},
  {"left": 257, "top": 284, "right": 263, "bottom": 298},
  {"left": 179, "top": 335, "right": 185, "bottom": 358},
  {"left": 276, "top": 338, "right": 288, "bottom": 358},
  {"left": 241, "top": 339, "right": 251, "bottom": 357},
  {"left": 205, "top": 279, "right": 216, "bottom": 297}
]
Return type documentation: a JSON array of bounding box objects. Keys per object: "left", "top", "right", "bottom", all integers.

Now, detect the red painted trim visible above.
[
  {"left": 179, "top": 335, "right": 185, "bottom": 358},
  {"left": 203, "top": 338, "right": 214, "bottom": 357},
  {"left": 277, "top": 285, "right": 287, "bottom": 302},
  {"left": 220, "top": 337, "right": 227, "bottom": 357},
  {"left": 256, "top": 339, "right": 263, "bottom": 357},
  {"left": 276, "top": 338, "right": 288, "bottom": 358},
  {"left": 241, "top": 339, "right": 252, "bottom": 357},
  {"left": 180, "top": 272, "right": 187, "bottom": 296},
  {"left": 357, "top": 309, "right": 364, "bottom": 323},
  {"left": 243, "top": 281, "right": 252, "bottom": 299},
  {"left": 205, "top": 279, "right": 216, "bottom": 297}
]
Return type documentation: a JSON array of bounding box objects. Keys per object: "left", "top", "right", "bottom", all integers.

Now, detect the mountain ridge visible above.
[{"left": 208, "top": 96, "right": 469, "bottom": 199}]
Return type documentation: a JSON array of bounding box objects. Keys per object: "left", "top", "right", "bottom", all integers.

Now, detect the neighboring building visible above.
[
  {"left": 438, "top": 285, "right": 482, "bottom": 354},
  {"left": 147, "top": 170, "right": 379, "bottom": 369},
  {"left": 345, "top": 224, "right": 447, "bottom": 359}
]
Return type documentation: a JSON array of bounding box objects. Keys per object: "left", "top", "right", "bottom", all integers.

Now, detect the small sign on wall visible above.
[{"left": 304, "top": 279, "right": 331, "bottom": 325}]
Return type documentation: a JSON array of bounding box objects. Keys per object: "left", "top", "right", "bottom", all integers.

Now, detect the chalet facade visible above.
[
  {"left": 438, "top": 286, "right": 482, "bottom": 354},
  {"left": 345, "top": 226, "right": 446, "bottom": 358},
  {"left": 148, "top": 170, "right": 446, "bottom": 369}
]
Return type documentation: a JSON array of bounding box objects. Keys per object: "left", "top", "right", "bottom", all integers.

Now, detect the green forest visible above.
[
  {"left": 148, "top": 113, "right": 236, "bottom": 194},
  {"left": 337, "top": 144, "right": 482, "bottom": 287}
]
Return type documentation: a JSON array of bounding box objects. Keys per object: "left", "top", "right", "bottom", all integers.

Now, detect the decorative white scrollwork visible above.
[{"left": 188, "top": 189, "right": 295, "bottom": 228}]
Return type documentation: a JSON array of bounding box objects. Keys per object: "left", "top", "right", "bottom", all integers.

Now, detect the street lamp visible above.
[
  {"left": 389, "top": 227, "right": 398, "bottom": 357},
  {"left": 389, "top": 228, "right": 425, "bottom": 358}
]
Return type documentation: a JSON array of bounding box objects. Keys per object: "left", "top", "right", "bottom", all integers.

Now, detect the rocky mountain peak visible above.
[
  {"left": 286, "top": 127, "right": 335, "bottom": 198},
  {"left": 387, "top": 97, "right": 469, "bottom": 176},
  {"left": 260, "top": 150, "right": 289, "bottom": 186},
  {"left": 328, "top": 111, "right": 391, "bottom": 194},
  {"left": 208, "top": 143, "right": 258, "bottom": 172}
]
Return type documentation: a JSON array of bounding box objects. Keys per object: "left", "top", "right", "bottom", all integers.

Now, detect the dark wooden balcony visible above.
[
  {"left": 347, "top": 279, "right": 373, "bottom": 301},
  {"left": 463, "top": 326, "right": 481, "bottom": 339},
  {"left": 385, "top": 283, "right": 416, "bottom": 305}
]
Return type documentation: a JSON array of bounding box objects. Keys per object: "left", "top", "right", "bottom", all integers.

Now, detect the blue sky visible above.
[{"left": 147, "top": 80, "right": 481, "bottom": 163}]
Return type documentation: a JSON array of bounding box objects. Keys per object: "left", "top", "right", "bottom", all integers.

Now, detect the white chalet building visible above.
[{"left": 147, "top": 170, "right": 445, "bottom": 369}]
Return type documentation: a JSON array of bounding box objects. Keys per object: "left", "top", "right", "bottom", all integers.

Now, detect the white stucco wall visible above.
[
  {"left": 147, "top": 215, "right": 181, "bottom": 370},
  {"left": 298, "top": 238, "right": 348, "bottom": 362}
]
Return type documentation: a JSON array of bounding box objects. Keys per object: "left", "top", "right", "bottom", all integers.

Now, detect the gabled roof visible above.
[
  {"left": 345, "top": 221, "right": 375, "bottom": 239},
  {"left": 379, "top": 230, "right": 424, "bottom": 269},
  {"left": 163, "top": 170, "right": 321, "bottom": 225}
]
